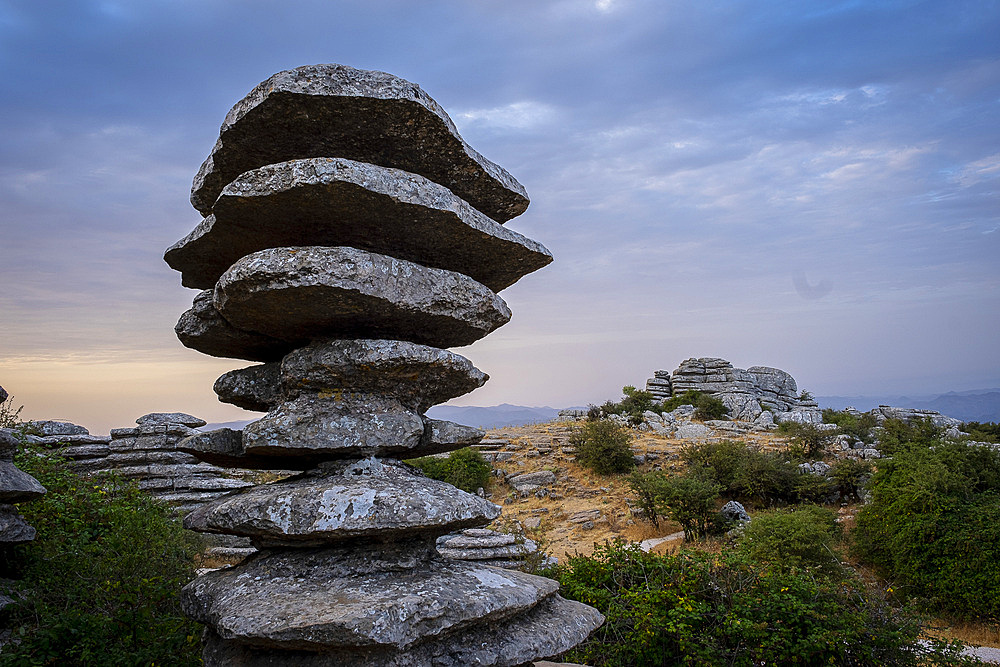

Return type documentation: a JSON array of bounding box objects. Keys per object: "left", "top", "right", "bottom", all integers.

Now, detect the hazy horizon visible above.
[{"left": 2, "top": 1, "right": 998, "bottom": 435}]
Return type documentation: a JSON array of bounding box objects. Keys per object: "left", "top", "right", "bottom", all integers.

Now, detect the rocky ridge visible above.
[
  {"left": 167, "top": 64, "right": 601, "bottom": 666},
  {"left": 645, "top": 357, "right": 821, "bottom": 423}
]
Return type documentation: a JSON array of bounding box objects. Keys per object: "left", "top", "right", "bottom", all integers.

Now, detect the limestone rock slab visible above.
[
  {"left": 0, "top": 429, "right": 19, "bottom": 459},
  {"left": 24, "top": 421, "right": 89, "bottom": 437},
  {"left": 184, "top": 457, "right": 500, "bottom": 546},
  {"left": 176, "top": 290, "right": 291, "bottom": 362},
  {"left": 190, "top": 64, "right": 528, "bottom": 223},
  {"left": 0, "top": 505, "right": 36, "bottom": 543},
  {"left": 170, "top": 158, "right": 550, "bottom": 291},
  {"left": 215, "top": 363, "right": 282, "bottom": 412},
  {"left": 137, "top": 412, "right": 207, "bottom": 428},
  {"left": 178, "top": 429, "right": 322, "bottom": 471},
  {"left": 181, "top": 545, "right": 558, "bottom": 652},
  {"left": 198, "top": 594, "right": 602, "bottom": 667},
  {"left": 242, "top": 393, "right": 425, "bottom": 458},
  {"left": 0, "top": 461, "right": 46, "bottom": 503},
  {"left": 281, "top": 339, "right": 487, "bottom": 412},
  {"left": 413, "top": 418, "right": 484, "bottom": 457},
  {"left": 214, "top": 247, "right": 511, "bottom": 349}
]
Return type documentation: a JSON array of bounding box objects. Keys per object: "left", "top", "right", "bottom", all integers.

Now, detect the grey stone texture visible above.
[
  {"left": 0, "top": 505, "right": 36, "bottom": 543},
  {"left": 281, "top": 339, "right": 488, "bottom": 412},
  {"left": 214, "top": 363, "right": 282, "bottom": 412},
  {"left": 23, "top": 420, "right": 89, "bottom": 437},
  {"left": 170, "top": 158, "right": 550, "bottom": 292},
  {"left": 189, "top": 64, "right": 529, "bottom": 223},
  {"left": 176, "top": 290, "right": 290, "bottom": 362},
  {"left": 0, "top": 462, "right": 46, "bottom": 503},
  {"left": 214, "top": 246, "right": 511, "bottom": 349},
  {"left": 0, "top": 385, "right": 6, "bottom": 404},
  {"left": 0, "top": 428, "right": 45, "bottom": 546},
  {"left": 184, "top": 458, "right": 500, "bottom": 547},
  {"left": 170, "top": 64, "right": 600, "bottom": 665},
  {"left": 137, "top": 412, "right": 207, "bottom": 428},
  {"left": 644, "top": 357, "right": 820, "bottom": 423}
]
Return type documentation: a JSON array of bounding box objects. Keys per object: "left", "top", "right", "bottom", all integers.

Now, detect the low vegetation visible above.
[
  {"left": 595, "top": 386, "right": 728, "bottom": 424},
  {"left": 551, "top": 541, "right": 978, "bottom": 666},
  {"left": 1, "top": 443, "right": 203, "bottom": 666},
  {"left": 406, "top": 446, "right": 491, "bottom": 493},
  {"left": 570, "top": 418, "right": 635, "bottom": 475}
]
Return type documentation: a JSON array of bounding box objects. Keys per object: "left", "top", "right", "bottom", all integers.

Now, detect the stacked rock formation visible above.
[
  {"left": 21, "top": 420, "right": 111, "bottom": 469},
  {"left": 165, "top": 64, "right": 602, "bottom": 666},
  {"left": 0, "top": 392, "right": 46, "bottom": 548},
  {"left": 645, "top": 357, "right": 821, "bottom": 423},
  {"left": 436, "top": 528, "right": 555, "bottom": 570}
]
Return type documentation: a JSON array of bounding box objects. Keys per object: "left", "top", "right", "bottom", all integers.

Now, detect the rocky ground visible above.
[{"left": 477, "top": 420, "right": 790, "bottom": 563}]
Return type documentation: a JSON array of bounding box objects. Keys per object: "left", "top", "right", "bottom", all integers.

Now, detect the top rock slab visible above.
[{"left": 190, "top": 64, "right": 529, "bottom": 223}]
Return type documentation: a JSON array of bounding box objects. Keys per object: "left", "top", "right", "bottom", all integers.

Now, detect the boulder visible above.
[
  {"left": 170, "top": 158, "right": 550, "bottom": 292},
  {"left": 242, "top": 393, "right": 425, "bottom": 458},
  {"left": 181, "top": 544, "right": 558, "bottom": 651},
  {"left": 281, "top": 339, "right": 487, "bottom": 412},
  {"left": 176, "top": 290, "right": 291, "bottom": 362},
  {"left": 719, "top": 500, "right": 751, "bottom": 524},
  {"left": 0, "top": 505, "right": 36, "bottom": 543},
  {"left": 0, "top": 429, "right": 20, "bottom": 459},
  {"left": 23, "top": 420, "right": 89, "bottom": 437},
  {"left": 184, "top": 458, "right": 500, "bottom": 546},
  {"left": 136, "top": 413, "right": 207, "bottom": 428},
  {"left": 213, "top": 246, "right": 511, "bottom": 349},
  {"left": 0, "top": 461, "right": 47, "bottom": 503},
  {"left": 189, "top": 63, "right": 528, "bottom": 223},
  {"left": 214, "top": 363, "right": 283, "bottom": 412}
]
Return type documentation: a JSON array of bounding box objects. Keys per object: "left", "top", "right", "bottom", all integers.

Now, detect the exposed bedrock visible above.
[
  {"left": 176, "top": 290, "right": 289, "bottom": 362},
  {"left": 169, "top": 158, "right": 550, "bottom": 292},
  {"left": 189, "top": 64, "right": 529, "bottom": 222},
  {"left": 183, "top": 457, "right": 500, "bottom": 547}
]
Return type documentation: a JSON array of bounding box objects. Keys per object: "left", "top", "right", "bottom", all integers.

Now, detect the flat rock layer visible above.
[
  {"left": 176, "top": 290, "right": 290, "bottom": 362},
  {"left": 0, "top": 461, "right": 46, "bottom": 503},
  {"left": 183, "top": 458, "right": 500, "bottom": 546},
  {"left": 0, "top": 505, "right": 36, "bottom": 543},
  {"left": 214, "top": 363, "right": 283, "bottom": 412},
  {"left": 199, "top": 594, "right": 603, "bottom": 667},
  {"left": 214, "top": 246, "right": 511, "bottom": 349},
  {"left": 190, "top": 63, "right": 528, "bottom": 223},
  {"left": 241, "top": 393, "right": 425, "bottom": 458},
  {"left": 170, "top": 159, "right": 550, "bottom": 292},
  {"left": 281, "top": 339, "right": 487, "bottom": 412},
  {"left": 181, "top": 545, "right": 559, "bottom": 652}
]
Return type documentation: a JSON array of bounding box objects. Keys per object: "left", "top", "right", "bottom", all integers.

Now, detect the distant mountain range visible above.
[
  {"left": 816, "top": 388, "right": 1000, "bottom": 423},
  {"left": 202, "top": 389, "right": 1000, "bottom": 433}
]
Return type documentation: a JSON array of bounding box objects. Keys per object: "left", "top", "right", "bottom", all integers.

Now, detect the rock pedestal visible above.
[
  {"left": 0, "top": 426, "right": 45, "bottom": 548},
  {"left": 168, "top": 64, "right": 601, "bottom": 666}
]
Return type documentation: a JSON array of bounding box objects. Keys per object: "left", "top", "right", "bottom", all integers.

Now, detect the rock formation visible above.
[
  {"left": 167, "top": 64, "right": 601, "bottom": 666},
  {"left": 0, "top": 426, "right": 45, "bottom": 547},
  {"left": 645, "top": 357, "right": 821, "bottom": 423}
]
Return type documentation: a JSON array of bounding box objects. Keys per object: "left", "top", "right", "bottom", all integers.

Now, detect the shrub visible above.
[
  {"left": 1, "top": 445, "right": 203, "bottom": 666},
  {"left": 878, "top": 417, "right": 944, "bottom": 455},
  {"left": 827, "top": 458, "right": 873, "bottom": 501},
  {"left": 597, "top": 386, "right": 664, "bottom": 425},
  {"left": 853, "top": 438, "right": 1000, "bottom": 621},
  {"left": 552, "top": 541, "right": 978, "bottom": 667},
  {"left": 960, "top": 421, "right": 1000, "bottom": 444},
  {"left": 739, "top": 505, "right": 843, "bottom": 576},
  {"left": 0, "top": 391, "right": 22, "bottom": 429},
  {"left": 661, "top": 389, "right": 728, "bottom": 421},
  {"left": 823, "top": 408, "right": 878, "bottom": 444},
  {"left": 628, "top": 470, "right": 721, "bottom": 539},
  {"left": 569, "top": 419, "right": 635, "bottom": 475},
  {"left": 779, "top": 421, "right": 834, "bottom": 459},
  {"left": 682, "top": 440, "right": 798, "bottom": 505},
  {"left": 407, "top": 447, "right": 491, "bottom": 493}
]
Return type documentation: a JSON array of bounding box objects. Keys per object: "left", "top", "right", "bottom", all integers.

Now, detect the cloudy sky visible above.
[{"left": 1, "top": 0, "right": 998, "bottom": 433}]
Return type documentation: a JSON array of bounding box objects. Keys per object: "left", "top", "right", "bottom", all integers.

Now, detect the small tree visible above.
[
  {"left": 629, "top": 470, "right": 720, "bottom": 540},
  {"left": 570, "top": 419, "right": 635, "bottom": 475},
  {"left": 407, "top": 447, "right": 491, "bottom": 493}
]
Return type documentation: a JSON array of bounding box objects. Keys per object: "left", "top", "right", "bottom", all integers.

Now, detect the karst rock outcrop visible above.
[
  {"left": 166, "top": 64, "right": 602, "bottom": 666},
  {"left": 645, "top": 357, "right": 821, "bottom": 423}
]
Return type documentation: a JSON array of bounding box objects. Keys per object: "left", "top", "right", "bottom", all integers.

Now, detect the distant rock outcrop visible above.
[{"left": 645, "top": 357, "right": 821, "bottom": 423}]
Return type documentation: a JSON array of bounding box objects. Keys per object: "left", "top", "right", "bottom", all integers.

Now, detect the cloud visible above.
[{"left": 454, "top": 101, "right": 559, "bottom": 131}]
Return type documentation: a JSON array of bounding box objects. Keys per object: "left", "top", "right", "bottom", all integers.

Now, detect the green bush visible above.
[
  {"left": 407, "top": 447, "right": 491, "bottom": 493},
  {"left": 878, "top": 417, "right": 944, "bottom": 455},
  {"left": 853, "top": 438, "right": 1000, "bottom": 621},
  {"left": 779, "top": 421, "right": 834, "bottom": 459},
  {"left": 570, "top": 419, "right": 635, "bottom": 475},
  {"left": 628, "top": 470, "right": 721, "bottom": 539},
  {"left": 597, "top": 385, "right": 664, "bottom": 425},
  {"left": 1, "top": 445, "right": 203, "bottom": 666},
  {"left": 823, "top": 408, "right": 878, "bottom": 444},
  {"left": 827, "top": 458, "right": 873, "bottom": 501},
  {"left": 960, "top": 421, "right": 1000, "bottom": 444},
  {"left": 661, "top": 389, "right": 728, "bottom": 421},
  {"left": 682, "top": 440, "right": 799, "bottom": 505},
  {"left": 552, "top": 540, "right": 978, "bottom": 666},
  {"left": 739, "top": 505, "right": 843, "bottom": 576}
]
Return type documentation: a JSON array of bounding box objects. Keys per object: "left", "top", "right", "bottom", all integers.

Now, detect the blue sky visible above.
[{"left": 1, "top": 0, "right": 998, "bottom": 432}]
